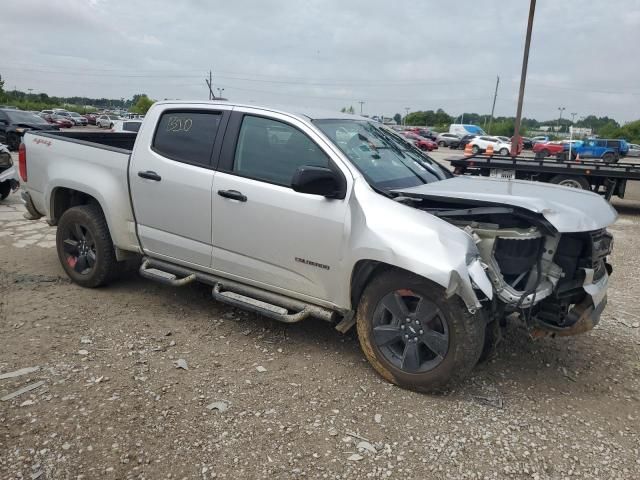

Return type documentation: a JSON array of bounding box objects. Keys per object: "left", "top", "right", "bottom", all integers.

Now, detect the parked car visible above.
[
  {"left": 401, "top": 131, "right": 438, "bottom": 151},
  {"left": 436, "top": 132, "right": 460, "bottom": 147},
  {"left": 96, "top": 114, "right": 121, "bottom": 128},
  {"left": 42, "top": 114, "right": 74, "bottom": 128},
  {"left": 0, "top": 142, "right": 19, "bottom": 199},
  {"left": 533, "top": 141, "right": 566, "bottom": 158},
  {"left": 0, "top": 108, "right": 60, "bottom": 150},
  {"left": 627, "top": 143, "right": 640, "bottom": 157},
  {"left": 20, "top": 100, "right": 615, "bottom": 392},
  {"left": 530, "top": 135, "right": 550, "bottom": 145},
  {"left": 468, "top": 136, "right": 511, "bottom": 155},
  {"left": 67, "top": 112, "right": 88, "bottom": 126},
  {"left": 520, "top": 137, "right": 534, "bottom": 149},
  {"left": 84, "top": 113, "right": 98, "bottom": 125},
  {"left": 407, "top": 127, "right": 437, "bottom": 141},
  {"left": 450, "top": 134, "right": 477, "bottom": 150}
]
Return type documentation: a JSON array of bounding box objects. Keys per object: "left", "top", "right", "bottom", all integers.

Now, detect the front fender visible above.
[{"left": 346, "top": 180, "right": 491, "bottom": 311}]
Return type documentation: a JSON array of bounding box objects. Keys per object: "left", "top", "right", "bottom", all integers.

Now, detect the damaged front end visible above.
[{"left": 399, "top": 195, "right": 613, "bottom": 337}]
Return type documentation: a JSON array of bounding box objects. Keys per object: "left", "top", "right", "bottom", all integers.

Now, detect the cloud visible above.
[{"left": 1, "top": 0, "right": 638, "bottom": 121}]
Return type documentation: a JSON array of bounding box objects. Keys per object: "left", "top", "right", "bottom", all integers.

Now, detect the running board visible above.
[
  {"left": 212, "top": 283, "right": 311, "bottom": 323},
  {"left": 139, "top": 260, "right": 196, "bottom": 287}
]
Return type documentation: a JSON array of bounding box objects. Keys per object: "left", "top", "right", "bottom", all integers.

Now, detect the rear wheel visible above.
[
  {"left": 0, "top": 181, "right": 11, "bottom": 200},
  {"left": 356, "top": 270, "right": 485, "bottom": 392},
  {"left": 499, "top": 148, "right": 509, "bottom": 156},
  {"left": 56, "top": 204, "right": 119, "bottom": 287},
  {"left": 438, "top": 140, "right": 446, "bottom": 147},
  {"left": 549, "top": 175, "right": 590, "bottom": 190},
  {"left": 602, "top": 152, "right": 616, "bottom": 163}
]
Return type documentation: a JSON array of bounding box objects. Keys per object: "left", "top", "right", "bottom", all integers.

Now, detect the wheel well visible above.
[
  {"left": 351, "top": 260, "right": 423, "bottom": 310},
  {"left": 51, "top": 187, "right": 101, "bottom": 225}
]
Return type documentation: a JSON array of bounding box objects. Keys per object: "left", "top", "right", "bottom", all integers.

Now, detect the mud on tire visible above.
[{"left": 356, "top": 269, "right": 485, "bottom": 392}]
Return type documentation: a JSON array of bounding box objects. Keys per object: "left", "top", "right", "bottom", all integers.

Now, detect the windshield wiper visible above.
[{"left": 364, "top": 124, "right": 406, "bottom": 158}]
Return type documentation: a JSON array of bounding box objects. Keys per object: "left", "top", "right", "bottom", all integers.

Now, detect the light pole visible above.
[
  {"left": 404, "top": 107, "right": 410, "bottom": 126},
  {"left": 557, "top": 106, "right": 565, "bottom": 134},
  {"left": 217, "top": 88, "right": 225, "bottom": 99},
  {"left": 568, "top": 112, "right": 577, "bottom": 159},
  {"left": 512, "top": 0, "right": 536, "bottom": 156},
  {"left": 358, "top": 101, "right": 365, "bottom": 115}
]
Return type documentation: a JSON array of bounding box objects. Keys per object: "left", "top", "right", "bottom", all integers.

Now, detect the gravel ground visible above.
[{"left": 1, "top": 183, "right": 639, "bottom": 479}]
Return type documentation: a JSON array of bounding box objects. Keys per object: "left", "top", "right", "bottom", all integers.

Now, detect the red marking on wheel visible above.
[
  {"left": 396, "top": 289, "right": 415, "bottom": 296},
  {"left": 68, "top": 256, "right": 77, "bottom": 268}
]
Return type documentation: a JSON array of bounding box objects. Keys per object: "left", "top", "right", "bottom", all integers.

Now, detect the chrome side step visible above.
[
  {"left": 139, "top": 260, "right": 196, "bottom": 287},
  {"left": 138, "top": 257, "right": 337, "bottom": 324}
]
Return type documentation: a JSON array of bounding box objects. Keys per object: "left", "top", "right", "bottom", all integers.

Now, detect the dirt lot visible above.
[{"left": 1, "top": 181, "right": 640, "bottom": 479}]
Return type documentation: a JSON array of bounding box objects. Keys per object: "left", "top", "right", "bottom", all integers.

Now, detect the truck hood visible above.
[{"left": 394, "top": 176, "right": 617, "bottom": 232}]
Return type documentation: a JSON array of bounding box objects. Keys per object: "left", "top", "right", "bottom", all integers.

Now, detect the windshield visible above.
[
  {"left": 5, "top": 110, "right": 48, "bottom": 124},
  {"left": 314, "top": 119, "right": 449, "bottom": 190},
  {"left": 108, "top": 115, "right": 120, "bottom": 120}
]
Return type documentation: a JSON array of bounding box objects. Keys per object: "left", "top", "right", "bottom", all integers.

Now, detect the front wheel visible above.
[
  {"left": 356, "top": 270, "right": 485, "bottom": 392},
  {"left": 0, "top": 181, "right": 11, "bottom": 200},
  {"left": 471, "top": 145, "right": 480, "bottom": 154},
  {"left": 602, "top": 152, "right": 616, "bottom": 163},
  {"left": 56, "top": 204, "right": 119, "bottom": 287},
  {"left": 438, "top": 141, "right": 446, "bottom": 147},
  {"left": 499, "top": 148, "right": 509, "bottom": 156}
]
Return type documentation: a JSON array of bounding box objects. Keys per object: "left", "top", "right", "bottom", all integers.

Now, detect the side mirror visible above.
[{"left": 291, "top": 166, "right": 345, "bottom": 199}]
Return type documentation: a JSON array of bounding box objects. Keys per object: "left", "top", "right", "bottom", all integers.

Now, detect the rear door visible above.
[{"left": 129, "top": 106, "right": 230, "bottom": 268}]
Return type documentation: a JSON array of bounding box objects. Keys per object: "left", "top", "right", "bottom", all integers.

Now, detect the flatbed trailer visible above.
[{"left": 447, "top": 154, "right": 640, "bottom": 200}]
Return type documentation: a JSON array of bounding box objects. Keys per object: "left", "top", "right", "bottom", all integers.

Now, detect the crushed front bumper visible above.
[{"left": 531, "top": 267, "right": 610, "bottom": 338}]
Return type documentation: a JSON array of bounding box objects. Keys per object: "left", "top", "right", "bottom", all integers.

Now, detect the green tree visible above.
[
  {"left": 347, "top": 105, "right": 355, "bottom": 114},
  {"left": 131, "top": 94, "right": 154, "bottom": 115},
  {"left": 393, "top": 113, "right": 401, "bottom": 125}
]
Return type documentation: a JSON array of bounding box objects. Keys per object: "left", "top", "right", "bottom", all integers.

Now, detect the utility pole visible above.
[
  {"left": 205, "top": 70, "right": 215, "bottom": 100},
  {"left": 557, "top": 106, "right": 565, "bottom": 133},
  {"left": 512, "top": 0, "right": 536, "bottom": 156},
  {"left": 216, "top": 88, "right": 225, "bottom": 99},
  {"left": 488, "top": 75, "right": 500, "bottom": 134},
  {"left": 404, "top": 107, "right": 410, "bottom": 126},
  {"left": 358, "top": 101, "right": 364, "bottom": 115}
]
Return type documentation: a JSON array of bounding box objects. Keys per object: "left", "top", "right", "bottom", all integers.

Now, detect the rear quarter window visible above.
[{"left": 152, "top": 111, "right": 222, "bottom": 167}]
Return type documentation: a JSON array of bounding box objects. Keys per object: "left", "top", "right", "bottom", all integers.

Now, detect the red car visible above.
[
  {"left": 401, "top": 131, "right": 438, "bottom": 151},
  {"left": 42, "top": 113, "right": 74, "bottom": 128},
  {"left": 84, "top": 113, "right": 98, "bottom": 125},
  {"left": 533, "top": 141, "right": 564, "bottom": 158}
]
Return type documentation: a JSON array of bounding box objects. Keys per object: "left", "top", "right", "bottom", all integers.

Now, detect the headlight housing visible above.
[{"left": 0, "top": 151, "right": 13, "bottom": 167}]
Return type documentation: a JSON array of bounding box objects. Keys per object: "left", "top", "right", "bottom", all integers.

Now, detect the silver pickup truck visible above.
[{"left": 19, "top": 101, "right": 616, "bottom": 392}]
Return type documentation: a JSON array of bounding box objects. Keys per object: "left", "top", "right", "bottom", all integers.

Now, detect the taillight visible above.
[{"left": 18, "top": 142, "right": 27, "bottom": 182}]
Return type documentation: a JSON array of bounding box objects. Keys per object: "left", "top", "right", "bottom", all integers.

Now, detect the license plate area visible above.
[{"left": 490, "top": 169, "right": 516, "bottom": 179}]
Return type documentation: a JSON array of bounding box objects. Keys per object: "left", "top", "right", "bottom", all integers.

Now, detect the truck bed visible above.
[{"left": 35, "top": 130, "right": 137, "bottom": 152}]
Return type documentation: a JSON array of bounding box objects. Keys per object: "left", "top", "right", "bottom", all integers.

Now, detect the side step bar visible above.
[
  {"left": 138, "top": 257, "right": 337, "bottom": 324},
  {"left": 139, "top": 260, "right": 196, "bottom": 287}
]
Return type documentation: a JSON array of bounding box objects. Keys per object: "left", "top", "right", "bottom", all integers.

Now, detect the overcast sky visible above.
[{"left": 2, "top": 0, "right": 639, "bottom": 122}]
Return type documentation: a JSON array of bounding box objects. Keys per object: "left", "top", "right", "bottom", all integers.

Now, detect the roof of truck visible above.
[{"left": 154, "top": 100, "right": 370, "bottom": 122}]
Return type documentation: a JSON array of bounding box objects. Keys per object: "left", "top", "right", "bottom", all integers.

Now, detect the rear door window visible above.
[{"left": 152, "top": 111, "right": 222, "bottom": 167}]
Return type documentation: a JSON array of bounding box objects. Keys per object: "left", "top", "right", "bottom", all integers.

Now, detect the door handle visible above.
[
  {"left": 138, "top": 170, "right": 162, "bottom": 181},
  {"left": 217, "top": 189, "right": 247, "bottom": 202}
]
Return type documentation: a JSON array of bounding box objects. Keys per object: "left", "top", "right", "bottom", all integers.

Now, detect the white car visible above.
[
  {"left": 96, "top": 114, "right": 121, "bottom": 128},
  {"left": 627, "top": 143, "right": 640, "bottom": 158},
  {"left": 468, "top": 136, "right": 511, "bottom": 155}
]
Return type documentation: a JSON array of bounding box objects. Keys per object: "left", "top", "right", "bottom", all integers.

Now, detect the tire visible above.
[
  {"left": 541, "top": 149, "right": 550, "bottom": 157},
  {"left": 438, "top": 141, "right": 446, "bottom": 147},
  {"left": 478, "top": 319, "right": 502, "bottom": 363},
  {"left": 56, "top": 204, "right": 119, "bottom": 288},
  {"left": 549, "top": 175, "right": 590, "bottom": 190},
  {"left": 602, "top": 152, "right": 616, "bottom": 163},
  {"left": 471, "top": 145, "right": 480, "bottom": 154},
  {"left": 499, "top": 148, "right": 509, "bottom": 156},
  {"left": 109, "top": 123, "right": 114, "bottom": 129},
  {"left": 0, "top": 181, "right": 11, "bottom": 200},
  {"left": 356, "top": 270, "right": 485, "bottom": 392},
  {"left": 7, "top": 133, "right": 20, "bottom": 151}
]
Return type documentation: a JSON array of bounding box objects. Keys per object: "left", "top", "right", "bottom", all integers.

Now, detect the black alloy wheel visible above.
[
  {"left": 61, "top": 223, "right": 97, "bottom": 275},
  {"left": 372, "top": 290, "right": 449, "bottom": 373}
]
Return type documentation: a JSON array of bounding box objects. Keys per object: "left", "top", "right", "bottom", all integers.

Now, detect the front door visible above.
[
  {"left": 211, "top": 112, "right": 350, "bottom": 302},
  {"left": 129, "top": 107, "right": 229, "bottom": 268}
]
